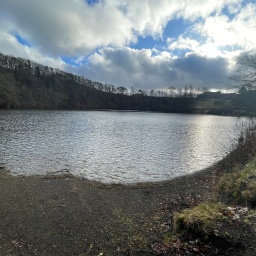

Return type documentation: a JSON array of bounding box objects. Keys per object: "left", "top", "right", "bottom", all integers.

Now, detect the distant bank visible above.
[{"left": 1, "top": 52, "right": 256, "bottom": 116}]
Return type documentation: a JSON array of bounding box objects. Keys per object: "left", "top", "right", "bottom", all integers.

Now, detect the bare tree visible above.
[
  {"left": 130, "top": 86, "right": 136, "bottom": 95},
  {"left": 230, "top": 50, "right": 256, "bottom": 91},
  {"left": 202, "top": 87, "right": 209, "bottom": 93},
  {"left": 188, "top": 84, "right": 194, "bottom": 98},
  {"left": 195, "top": 87, "right": 203, "bottom": 96},
  {"left": 116, "top": 86, "right": 127, "bottom": 94},
  {"left": 168, "top": 86, "right": 176, "bottom": 97},
  {"left": 149, "top": 89, "right": 155, "bottom": 97}
]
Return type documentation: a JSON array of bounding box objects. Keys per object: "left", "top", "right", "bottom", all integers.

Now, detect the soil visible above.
[{"left": 0, "top": 165, "right": 255, "bottom": 256}]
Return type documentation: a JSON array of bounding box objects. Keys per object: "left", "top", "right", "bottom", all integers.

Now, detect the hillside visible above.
[
  {"left": 194, "top": 91, "right": 256, "bottom": 116},
  {"left": 0, "top": 53, "right": 194, "bottom": 113}
]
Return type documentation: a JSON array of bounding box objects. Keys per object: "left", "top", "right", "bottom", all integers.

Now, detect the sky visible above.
[{"left": 0, "top": 0, "right": 256, "bottom": 90}]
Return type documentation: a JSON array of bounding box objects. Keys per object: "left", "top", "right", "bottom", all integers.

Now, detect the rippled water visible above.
[{"left": 0, "top": 110, "right": 244, "bottom": 183}]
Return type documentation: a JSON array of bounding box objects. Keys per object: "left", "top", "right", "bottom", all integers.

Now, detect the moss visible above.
[
  {"left": 244, "top": 209, "right": 256, "bottom": 225},
  {"left": 163, "top": 231, "right": 177, "bottom": 245}
]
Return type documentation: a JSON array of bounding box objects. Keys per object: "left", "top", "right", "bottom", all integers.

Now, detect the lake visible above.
[{"left": 0, "top": 110, "right": 245, "bottom": 183}]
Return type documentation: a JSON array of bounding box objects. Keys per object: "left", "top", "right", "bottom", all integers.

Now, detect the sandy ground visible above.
[{"left": 0, "top": 166, "right": 221, "bottom": 256}]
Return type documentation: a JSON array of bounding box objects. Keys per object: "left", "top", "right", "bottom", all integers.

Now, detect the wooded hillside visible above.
[{"left": 0, "top": 53, "right": 194, "bottom": 112}]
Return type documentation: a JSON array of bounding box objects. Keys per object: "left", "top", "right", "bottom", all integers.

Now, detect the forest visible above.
[{"left": 0, "top": 53, "right": 194, "bottom": 113}]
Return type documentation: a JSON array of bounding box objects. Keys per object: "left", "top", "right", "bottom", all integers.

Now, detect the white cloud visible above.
[
  {"left": 0, "top": 0, "right": 134, "bottom": 56},
  {"left": 167, "top": 35, "right": 233, "bottom": 58},
  {"left": 168, "top": 36, "right": 200, "bottom": 52},
  {"left": 197, "top": 3, "right": 256, "bottom": 51},
  {"left": 197, "top": 42, "right": 223, "bottom": 58},
  {"left": 175, "top": 0, "right": 242, "bottom": 20},
  {"left": 110, "top": 0, "right": 243, "bottom": 35},
  {"left": 0, "top": 0, "right": 245, "bottom": 57},
  {"left": 0, "top": 30, "right": 65, "bottom": 69},
  {"left": 166, "top": 1, "right": 256, "bottom": 74}
]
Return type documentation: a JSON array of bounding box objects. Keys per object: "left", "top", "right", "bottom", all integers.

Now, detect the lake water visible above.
[{"left": 0, "top": 110, "right": 245, "bottom": 183}]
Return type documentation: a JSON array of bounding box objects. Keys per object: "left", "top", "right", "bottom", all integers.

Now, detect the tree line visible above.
[
  {"left": 0, "top": 53, "right": 209, "bottom": 99},
  {"left": 0, "top": 53, "right": 194, "bottom": 112},
  {"left": 2, "top": 50, "right": 256, "bottom": 98}
]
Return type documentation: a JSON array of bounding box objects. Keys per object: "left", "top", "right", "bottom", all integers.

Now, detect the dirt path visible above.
[{"left": 0, "top": 167, "right": 220, "bottom": 256}]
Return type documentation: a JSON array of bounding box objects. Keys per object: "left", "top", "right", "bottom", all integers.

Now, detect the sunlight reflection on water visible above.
[{"left": 0, "top": 110, "right": 245, "bottom": 183}]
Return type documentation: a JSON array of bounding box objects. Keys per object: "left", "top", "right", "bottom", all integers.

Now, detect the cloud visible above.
[
  {"left": 0, "top": 0, "right": 253, "bottom": 90},
  {"left": 77, "top": 47, "right": 178, "bottom": 89},
  {"left": 171, "top": 53, "right": 229, "bottom": 87},
  {"left": 111, "top": 0, "right": 242, "bottom": 36},
  {"left": 168, "top": 36, "right": 200, "bottom": 52},
  {"left": 0, "top": 0, "right": 244, "bottom": 57},
  {"left": 167, "top": 35, "right": 236, "bottom": 59},
  {"left": 75, "top": 47, "right": 230, "bottom": 90},
  {"left": 167, "top": 2, "right": 256, "bottom": 59},
  {"left": 0, "top": 0, "right": 134, "bottom": 56},
  {"left": 0, "top": 29, "right": 65, "bottom": 69},
  {"left": 195, "top": 3, "right": 256, "bottom": 51}
]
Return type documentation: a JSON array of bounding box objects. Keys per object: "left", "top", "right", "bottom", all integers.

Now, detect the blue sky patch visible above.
[
  {"left": 13, "top": 32, "right": 32, "bottom": 47},
  {"left": 61, "top": 55, "right": 91, "bottom": 67},
  {"left": 131, "top": 35, "right": 158, "bottom": 50},
  {"left": 164, "top": 18, "right": 191, "bottom": 39},
  {"left": 61, "top": 56, "right": 81, "bottom": 67},
  {"left": 86, "top": 0, "right": 100, "bottom": 6}
]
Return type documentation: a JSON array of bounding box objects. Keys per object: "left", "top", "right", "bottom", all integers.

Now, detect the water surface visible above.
[{"left": 0, "top": 110, "right": 244, "bottom": 183}]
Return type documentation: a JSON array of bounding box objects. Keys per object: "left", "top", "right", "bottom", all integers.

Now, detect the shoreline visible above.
[
  {"left": 0, "top": 161, "right": 218, "bottom": 188},
  {"left": 0, "top": 162, "right": 219, "bottom": 256},
  {"left": 1, "top": 107, "right": 252, "bottom": 117}
]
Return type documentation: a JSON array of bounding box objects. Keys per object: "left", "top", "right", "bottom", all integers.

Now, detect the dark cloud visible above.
[
  {"left": 76, "top": 47, "right": 180, "bottom": 89},
  {"left": 101, "top": 48, "right": 137, "bottom": 73},
  {"left": 73, "top": 47, "right": 231, "bottom": 90},
  {"left": 172, "top": 53, "right": 229, "bottom": 87}
]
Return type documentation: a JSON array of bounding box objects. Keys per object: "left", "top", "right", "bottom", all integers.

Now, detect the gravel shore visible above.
[{"left": 0, "top": 166, "right": 222, "bottom": 255}]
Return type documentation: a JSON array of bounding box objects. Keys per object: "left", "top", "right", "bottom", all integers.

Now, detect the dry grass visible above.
[
  {"left": 218, "top": 156, "right": 256, "bottom": 206},
  {"left": 173, "top": 202, "right": 227, "bottom": 234}
]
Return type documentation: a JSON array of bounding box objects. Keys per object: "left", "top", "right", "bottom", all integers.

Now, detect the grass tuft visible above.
[{"left": 173, "top": 202, "right": 227, "bottom": 234}]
